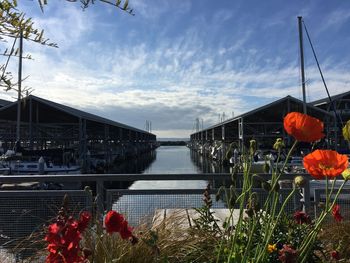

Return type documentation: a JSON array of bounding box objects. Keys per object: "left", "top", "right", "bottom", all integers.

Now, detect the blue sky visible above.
[{"left": 2, "top": 0, "right": 350, "bottom": 138}]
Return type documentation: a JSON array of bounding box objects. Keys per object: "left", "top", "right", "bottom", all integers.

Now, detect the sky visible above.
[{"left": 1, "top": 0, "right": 350, "bottom": 138}]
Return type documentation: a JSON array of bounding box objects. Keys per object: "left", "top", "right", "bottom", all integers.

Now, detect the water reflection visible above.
[
  {"left": 130, "top": 146, "right": 207, "bottom": 189},
  {"left": 190, "top": 149, "right": 230, "bottom": 174},
  {"left": 112, "top": 146, "right": 228, "bottom": 226}
]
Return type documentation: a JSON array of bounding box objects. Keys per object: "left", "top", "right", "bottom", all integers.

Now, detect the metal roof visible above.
[
  {"left": 196, "top": 95, "right": 333, "bottom": 133},
  {"left": 0, "top": 95, "right": 154, "bottom": 136},
  {"left": 0, "top": 99, "right": 12, "bottom": 107},
  {"left": 311, "top": 90, "right": 350, "bottom": 106}
]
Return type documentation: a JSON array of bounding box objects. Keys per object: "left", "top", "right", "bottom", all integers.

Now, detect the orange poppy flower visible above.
[
  {"left": 303, "top": 150, "right": 349, "bottom": 179},
  {"left": 283, "top": 112, "right": 324, "bottom": 142}
]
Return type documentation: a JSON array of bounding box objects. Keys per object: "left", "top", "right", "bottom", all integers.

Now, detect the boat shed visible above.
[
  {"left": 0, "top": 99, "right": 11, "bottom": 108},
  {"left": 190, "top": 95, "right": 335, "bottom": 151},
  {"left": 0, "top": 95, "right": 156, "bottom": 168},
  {"left": 311, "top": 90, "right": 350, "bottom": 152}
]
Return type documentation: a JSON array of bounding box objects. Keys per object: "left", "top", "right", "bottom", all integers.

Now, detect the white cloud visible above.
[{"left": 2, "top": 2, "right": 350, "bottom": 138}]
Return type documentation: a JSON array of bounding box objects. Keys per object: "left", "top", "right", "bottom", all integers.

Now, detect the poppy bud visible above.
[
  {"left": 249, "top": 140, "right": 256, "bottom": 156},
  {"left": 342, "top": 168, "right": 350, "bottom": 181},
  {"left": 263, "top": 162, "right": 270, "bottom": 173},
  {"left": 342, "top": 120, "right": 350, "bottom": 142},
  {"left": 273, "top": 138, "right": 285, "bottom": 151},
  {"left": 294, "top": 176, "right": 306, "bottom": 188}
]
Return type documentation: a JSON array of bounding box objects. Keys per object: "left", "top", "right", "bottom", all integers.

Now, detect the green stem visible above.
[
  {"left": 228, "top": 153, "right": 252, "bottom": 262},
  {"left": 255, "top": 141, "right": 298, "bottom": 261},
  {"left": 298, "top": 180, "right": 348, "bottom": 262},
  {"left": 256, "top": 188, "right": 297, "bottom": 262}
]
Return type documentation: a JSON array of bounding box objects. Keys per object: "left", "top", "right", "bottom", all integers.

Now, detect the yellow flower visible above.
[
  {"left": 342, "top": 168, "right": 350, "bottom": 181},
  {"left": 267, "top": 244, "right": 277, "bottom": 253},
  {"left": 342, "top": 120, "right": 350, "bottom": 141}
]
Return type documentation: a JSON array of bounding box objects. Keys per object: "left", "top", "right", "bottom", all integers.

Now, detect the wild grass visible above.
[
  {"left": 81, "top": 211, "right": 219, "bottom": 263},
  {"left": 319, "top": 220, "right": 350, "bottom": 261}
]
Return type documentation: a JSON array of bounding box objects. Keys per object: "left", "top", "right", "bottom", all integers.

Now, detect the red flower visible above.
[
  {"left": 104, "top": 210, "right": 125, "bottom": 233},
  {"left": 331, "top": 250, "right": 340, "bottom": 260},
  {"left": 78, "top": 211, "right": 91, "bottom": 232},
  {"left": 283, "top": 112, "right": 324, "bottom": 142},
  {"left": 303, "top": 150, "right": 348, "bottom": 179},
  {"left": 119, "top": 220, "right": 133, "bottom": 240},
  {"left": 293, "top": 211, "right": 311, "bottom": 224},
  {"left": 45, "top": 215, "right": 88, "bottom": 263},
  {"left": 332, "top": 204, "right": 343, "bottom": 222},
  {"left": 278, "top": 244, "right": 298, "bottom": 263}
]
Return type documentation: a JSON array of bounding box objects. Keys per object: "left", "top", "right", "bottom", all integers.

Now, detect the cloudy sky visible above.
[{"left": 2, "top": 0, "right": 350, "bottom": 138}]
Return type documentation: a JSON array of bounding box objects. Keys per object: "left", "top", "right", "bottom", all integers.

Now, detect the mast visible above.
[
  {"left": 16, "top": 29, "right": 23, "bottom": 142},
  {"left": 298, "top": 16, "right": 307, "bottom": 114}
]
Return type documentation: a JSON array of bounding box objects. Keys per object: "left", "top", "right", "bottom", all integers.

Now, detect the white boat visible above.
[
  {"left": 6, "top": 160, "right": 81, "bottom": 175},
  {"left": 0, "top": 151, "right": 80, "bottom": 175}
]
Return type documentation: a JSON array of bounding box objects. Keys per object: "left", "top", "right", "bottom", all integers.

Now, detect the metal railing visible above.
[{"left": 0, "top": 172, "right": 349, "bottom": 257}]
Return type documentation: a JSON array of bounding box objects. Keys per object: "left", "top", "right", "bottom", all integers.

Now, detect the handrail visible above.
[{"left": 0, "top": 173, "right": 313, "bottom": 183}]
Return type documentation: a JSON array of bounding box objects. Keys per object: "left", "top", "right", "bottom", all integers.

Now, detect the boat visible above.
[{"left": 0, "top": 151, "right": 80, "bottom": 175}]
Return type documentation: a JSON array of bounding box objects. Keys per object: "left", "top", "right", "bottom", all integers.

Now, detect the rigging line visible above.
[{"left": 302, "top": 20, "right": 343, "bottom": 126}]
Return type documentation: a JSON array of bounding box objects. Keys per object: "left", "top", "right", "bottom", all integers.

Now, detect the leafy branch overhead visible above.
[
  {"left": 0, "top": 0, "right": 133, "bottom": 93},
  {"left": 37, "top": 0, "right": 134, "bottom": 15}
]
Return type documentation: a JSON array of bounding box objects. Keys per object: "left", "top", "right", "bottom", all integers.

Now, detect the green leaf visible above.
[{"left": 123, "top": 0, "right": 129, "bottom": 10}]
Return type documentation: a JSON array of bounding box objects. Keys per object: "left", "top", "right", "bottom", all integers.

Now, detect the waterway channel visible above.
[
  {"left": 112, "top": 145, "right": 228, "bottom": 225},
  {"left": 131, "top": 145, "right": 207, "bottom": 189}
]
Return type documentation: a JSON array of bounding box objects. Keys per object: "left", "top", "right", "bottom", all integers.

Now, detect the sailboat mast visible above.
[
  {"left": 298, "top": 16, "right": 307, "bottom": 114},
  {"left": 16, "top": 29, "right": 23, "bottom": 142}
]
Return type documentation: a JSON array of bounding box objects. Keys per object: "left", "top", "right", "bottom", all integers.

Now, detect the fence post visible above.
[
  {"left": 303, "top": 179, "right": 311, "bottom": 213},
  {"left": 96, "top": 180, "right": 105, "bottom": 217}
]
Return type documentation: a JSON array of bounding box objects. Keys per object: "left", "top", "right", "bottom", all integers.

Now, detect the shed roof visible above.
[
  {"left": 0, "top": 98, "right": 12, "bottom": 108},
  {"left": 0, "top": 95, "right": 154, "bottom": 136},
  {"left": 311, "top": 90, "right": 350, "bottom": 107},
  {"left": 198, "top": 95, "right": 332, "bottom": 132}
]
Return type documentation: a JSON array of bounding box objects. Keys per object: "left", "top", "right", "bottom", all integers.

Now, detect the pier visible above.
[
  {"left": 189, "top": 93, "right": 350, "bottom": 164},
  {"left": 0, "top": 95, "right": 157, "bottom": 172}
]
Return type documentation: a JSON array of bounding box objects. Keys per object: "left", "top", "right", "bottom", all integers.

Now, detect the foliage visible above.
[
  {"left": 210, "top": 112, "right": 350, "bottom": 262},
  {"left": 36, "top": 0, "right": 134, "bottom": 15},
  {"left": 319, "top": 221, "right": 350, "bottom": 261},
  {"left": 0, "top": 0, "right": 132, "bottom": 93},
  {"left": 34, "top": 112, "right": 350, "bottom": 262}
]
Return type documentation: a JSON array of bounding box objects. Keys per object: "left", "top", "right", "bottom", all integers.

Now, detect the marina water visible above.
[{"left": 112, "top": 145, "right": 227, "bottom": 225}]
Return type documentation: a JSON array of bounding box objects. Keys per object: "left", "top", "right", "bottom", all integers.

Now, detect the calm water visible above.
[
  {"left": 130, "top": 146, "right": 207, "bottom": 189},
  {"left": 113, "top": 146, "right": 226, "bottom": 225}
]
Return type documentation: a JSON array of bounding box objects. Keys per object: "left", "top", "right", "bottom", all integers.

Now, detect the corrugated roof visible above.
[
  {"left": 196, "top": 95, "right": 333, "bottom": 133},
  {"left": 0, "top": 95, "right": 154, "bottom": 136},
  {"left": 311, "top": 90, "right": 350, "bottom": 106},
  {"left": 0, "top": 98, "right": 12, "bottom": 107}
]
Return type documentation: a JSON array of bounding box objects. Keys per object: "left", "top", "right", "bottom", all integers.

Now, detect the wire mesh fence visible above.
[
  {"left": 107, "top": 187, "right": 302, "bottom": 226},
  {"left": 0, "top": 190, "right": 92, "bottom": 262},
  {"left": 313, "top": 188, "right": 350, "bottom": 220},
  {"left": 0, "top": 173, "right": 349, "bottom": 262}
]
